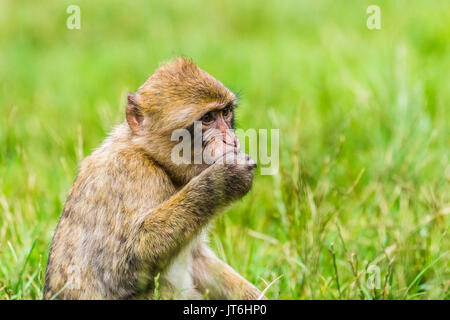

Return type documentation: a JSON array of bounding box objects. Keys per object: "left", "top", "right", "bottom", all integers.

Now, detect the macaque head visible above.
[{"left": 125, "top": 57, "right": 242, "bottom": 185}]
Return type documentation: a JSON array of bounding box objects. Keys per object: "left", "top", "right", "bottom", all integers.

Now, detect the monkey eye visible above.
[
  {"left": 222, "top": 106, "right": 232, "bottom": 118},
  {"left": 201, "top": 112, "right": 214, "bottom": 124}
]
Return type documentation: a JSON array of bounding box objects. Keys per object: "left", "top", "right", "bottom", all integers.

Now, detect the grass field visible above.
[{"left": 0, "top": 0, "right": 449, "bottom": 300}]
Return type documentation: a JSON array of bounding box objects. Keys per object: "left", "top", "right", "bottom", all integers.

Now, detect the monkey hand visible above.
[{"left": 208, "top": 152, "right": 257, "bottom": 204}]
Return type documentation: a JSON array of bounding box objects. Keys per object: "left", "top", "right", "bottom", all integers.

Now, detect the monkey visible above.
[{"left": 43, "top": 57, "right": 266, "bottom": 300}]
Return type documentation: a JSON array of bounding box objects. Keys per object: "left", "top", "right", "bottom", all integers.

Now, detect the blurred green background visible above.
[{"left": 0, "top": 0, "right": 449, "bottom": 299}]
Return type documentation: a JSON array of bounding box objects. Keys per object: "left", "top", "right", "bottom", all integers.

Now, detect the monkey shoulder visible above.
[{"left": 62, "top": 144, "right": 176, "bottom": 224}]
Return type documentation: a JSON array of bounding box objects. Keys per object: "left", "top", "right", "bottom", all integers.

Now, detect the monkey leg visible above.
[{"left": 192, "top": 244, "right": 267, "bottom": 300}]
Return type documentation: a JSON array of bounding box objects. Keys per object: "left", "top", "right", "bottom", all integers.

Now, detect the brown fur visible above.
[{"left": 43, "top": 57, "right": 265, "bottom": 300}]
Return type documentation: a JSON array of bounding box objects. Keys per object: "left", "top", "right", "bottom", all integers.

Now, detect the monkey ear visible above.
[{"left": 126, "top": 93, "right": 145, "bottom": 135}]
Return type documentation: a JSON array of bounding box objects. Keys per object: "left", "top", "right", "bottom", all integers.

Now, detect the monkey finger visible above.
[{"left": 243, "top": 154, "right": 257, "bottom": 169}]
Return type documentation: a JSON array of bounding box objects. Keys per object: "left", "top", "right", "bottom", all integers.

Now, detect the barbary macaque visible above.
[{"left": 43, "top": 57, "right": 266, "bottom": 300}]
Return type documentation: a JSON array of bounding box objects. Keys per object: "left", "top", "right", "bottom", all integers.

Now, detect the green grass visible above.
[{"left": 0, "top": 0, "right": 449, "bottom": 300}]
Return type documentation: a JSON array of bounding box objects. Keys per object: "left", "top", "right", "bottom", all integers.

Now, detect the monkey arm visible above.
[
  {"left": 192, "top": 244, "right": 267, "bottom": 300},
  {"left": 135, "top": 167, "right": 226, "bottom": 272}
]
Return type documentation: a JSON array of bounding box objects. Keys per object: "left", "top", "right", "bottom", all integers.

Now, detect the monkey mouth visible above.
[{"left": 202, "top": 140, "right": 239, "bottom": 164}]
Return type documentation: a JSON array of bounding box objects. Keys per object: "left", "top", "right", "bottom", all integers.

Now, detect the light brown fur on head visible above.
[
  {"left": 129, "top": 57, "right": 237, "bottom": 186},
  {"left": 135, "top": 57, "right": 236, "bottom": 132}
]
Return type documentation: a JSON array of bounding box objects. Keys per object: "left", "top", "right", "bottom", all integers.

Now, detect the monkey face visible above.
[
  {"left": 198, "top": 105, "right": 240, "bottom": 164},
  {"left": 125, "top": 57, "right": 246, "bottom": 184}
]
